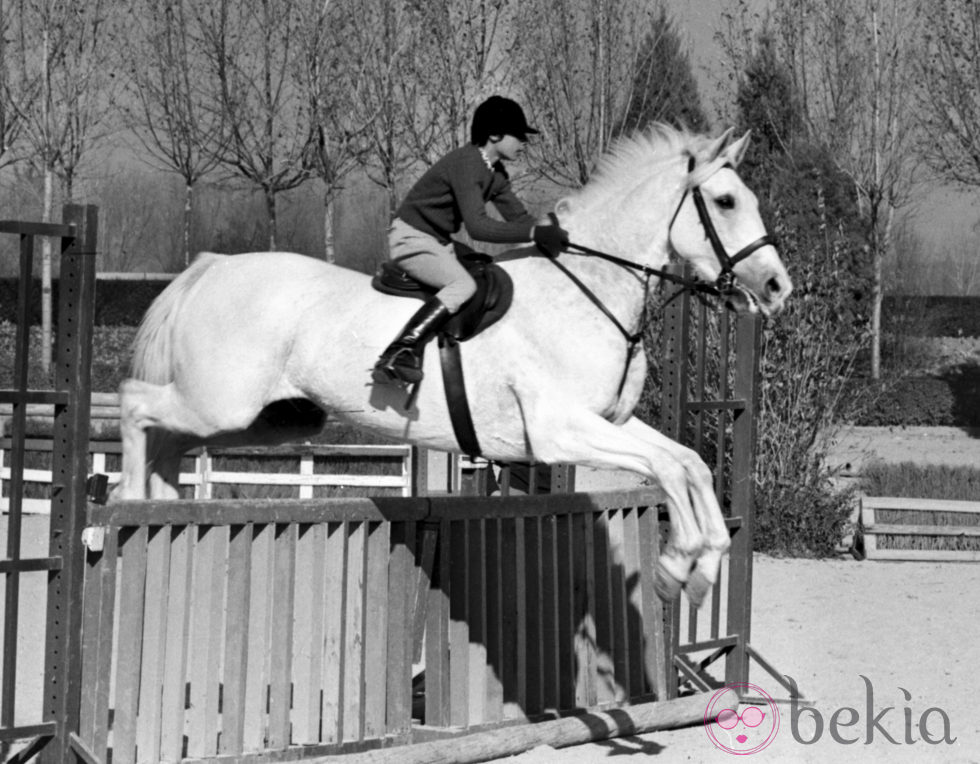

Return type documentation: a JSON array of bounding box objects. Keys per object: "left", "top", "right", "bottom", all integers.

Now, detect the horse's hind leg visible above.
[
  {"left": 113, "top": 378, "right": 213, "bottom": 501},
  {"left": 522, "top": 401, "right": 705, "bottom": 603}
]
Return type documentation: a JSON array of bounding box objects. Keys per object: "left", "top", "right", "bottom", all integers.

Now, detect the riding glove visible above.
[{"left": 532, "top": 217, "right": 569, "bottom": 258}]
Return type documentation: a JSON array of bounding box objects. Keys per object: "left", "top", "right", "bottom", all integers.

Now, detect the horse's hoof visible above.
[
  {"left": 685, "top": 567, "right": 713, "bottom": 608},
  {"left": 653, "top": 561, "right": 684, "bottom": 602}
]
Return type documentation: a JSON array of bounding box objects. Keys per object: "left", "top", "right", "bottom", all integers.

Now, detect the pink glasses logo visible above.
[{"left": 704, "top": 683, "right": 780, "bottom": 755}]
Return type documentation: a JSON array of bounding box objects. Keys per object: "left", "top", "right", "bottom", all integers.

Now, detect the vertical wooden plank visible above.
[
  {"left": 268, "top": 523, "right": 297, "bottom": 749},
  {"left": 555, "top": 513, "right": 574, "bottom": 710},
  {"left": 500, "top": 516, "right": 522, "bottom": 720},
  {"left": 220, "top": 524, "right": 252, "bottom": 755},
  {"left": 639, "top": 506, "right": 667, "bottom": 699},
  {"left": 484, "top": 517, "right": 503, "bottom": 722},
  {"left": 623, "top": 508, "right": 645, "bottom": 697},
  {"left": 364, "top": 522, "right": 390, "bottom": 738},
  {"left": 607, "top": 509, "right": 630, "bottom": 699},
  {"left": 136, "top": 526, "right": 171, "bottom": 763},
  {"left": 78, "top": 525, "right": 118, "bottom": 761},
  {"left": 573, "top": 511, "right": 597, "bottom": 709},
  {"left": 293, "top": 523, "right": 325, "bottom": 744},
  {"left": 522, "top": 515, "right": 542, "bottom": 716},
  {"left": 466, "top": 518, "right": 487, "bottom": 726},
  {"left": 187, "top": 525, "right": 226, "bottom": 758},
  {"left": 342, "top": 521, "right": 366, "bottom": 742},
  {"left": 321, "top": 521, "right": 347, "bottom": 743},
  {"left": 425, "top": 520, "right": 451, "bottom": 727},
  {"left": 243, "top": 523, "right": 272, "bottom": 752},
  {"left": 386, "top": 520, "right": 412, "bottom": 735},
  {"left": 112, "top": 527, "right": 148, "bottom": 764},
  {"left": 591, "top": 511, "right": 616, "bottom": 704},
  {"left": 540, "top": 514, "right": 559, "bottom": 712},
  {"left": 160, "top": 526, "right": 194, "bottom": 762},
  {"left": 448, "top": 520, "right": 469, "bottom": 727}
]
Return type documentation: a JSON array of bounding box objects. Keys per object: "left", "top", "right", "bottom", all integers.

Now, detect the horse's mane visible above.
[{"left": 567, "top": 124, "right": 728, "bottom": 211}]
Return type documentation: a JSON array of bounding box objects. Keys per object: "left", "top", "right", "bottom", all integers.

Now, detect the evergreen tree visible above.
[{"left": 619, "top": 6, "right": 707, "bottom": 134}]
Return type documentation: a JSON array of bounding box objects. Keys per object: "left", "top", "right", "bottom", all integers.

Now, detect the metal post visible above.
[
  {"left": 659, "top": 264, "right": 690, "bottom": 699},
  {"left": 41, "top": 205, "right": 97, "bottom": 764},
  {"left": 725, "top": 313, "right": 762, "bottom": 686}
]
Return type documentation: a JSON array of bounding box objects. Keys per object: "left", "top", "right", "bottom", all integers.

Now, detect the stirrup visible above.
[{"left": 371, "top": 349, "right": 424, "bottom": 385}]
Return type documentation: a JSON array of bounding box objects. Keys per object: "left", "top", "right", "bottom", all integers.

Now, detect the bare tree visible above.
[
  {"left": 193, "top": 0, "right": 316, "bottom": 249},
  {"left": 0, "top": 2, "right": 40, "bottom": 168},
  {"left": 404, "top": 0, "right": 517, "bottom": 164},
  {"left": 332, "top": 0, "right": 421, "bottom": 214},
  {"left": 292, "top": 0, "right": 372, "bottom": 261},
  {"left": 513, "top": 0, "right": 659, "bottom": 187},
  {"left": 123, "top": 0, "right": 225, "bottom": 267},
  {"left": 915, "top": 0, "right": 980, "bottom": 186},
  {"left": 18, "top": 0, "right": 118, "bottom": 370},
  {"left": 722, "top": 0, "right": 923, "bottom": 379}
]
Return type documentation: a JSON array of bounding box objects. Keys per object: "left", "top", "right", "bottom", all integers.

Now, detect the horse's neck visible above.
[{"left": 558, "top": 210, "right": 670, "bottom": 326}]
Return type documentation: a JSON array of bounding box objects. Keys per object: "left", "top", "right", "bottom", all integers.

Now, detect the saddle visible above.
[
  {"left": 371, "top": 246, "right": 514, "bottom": 457},
  {"left": 371, "top": 247, "right": 513, "bottom": 341}
]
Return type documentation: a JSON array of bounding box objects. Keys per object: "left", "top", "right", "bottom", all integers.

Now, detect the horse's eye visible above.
[{"left": 716, "top": 194, "right": 736, "bottom": 210}]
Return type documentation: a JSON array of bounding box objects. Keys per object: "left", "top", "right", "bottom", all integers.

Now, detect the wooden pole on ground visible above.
[{"left": 309, "top": 693, "right": 734, "bottom": 764}]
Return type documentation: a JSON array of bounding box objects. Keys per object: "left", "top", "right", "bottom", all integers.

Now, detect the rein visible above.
[{"left": 549, "top": 155, "right": 777, "bottom": 398}]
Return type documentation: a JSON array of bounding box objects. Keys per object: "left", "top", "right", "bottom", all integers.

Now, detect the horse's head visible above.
[{"left": 668, "top": 130, "right": 792, "bottom": 316}]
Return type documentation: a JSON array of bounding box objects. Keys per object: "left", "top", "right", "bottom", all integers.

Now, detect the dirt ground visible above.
[{"left": 492, "top": 426, "right": 980, "bottom": 763}]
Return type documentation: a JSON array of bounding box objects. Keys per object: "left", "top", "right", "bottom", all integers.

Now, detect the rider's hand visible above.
[{"left": 532, "top": 214, "right": 569, "bottom": 258}]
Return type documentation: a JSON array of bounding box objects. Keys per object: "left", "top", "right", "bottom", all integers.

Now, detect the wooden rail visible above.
[{"left": 860, "top": 496, "right": 980, "bottom": 561}]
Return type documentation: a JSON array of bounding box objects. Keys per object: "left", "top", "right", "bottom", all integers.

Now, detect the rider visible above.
[{"left": 371, "top": 95, "right": 570, "bottom": 385}]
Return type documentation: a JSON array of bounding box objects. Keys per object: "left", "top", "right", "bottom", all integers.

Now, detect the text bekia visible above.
[{"left": 788, "top": 676, "right": 955, "bottom": 745}]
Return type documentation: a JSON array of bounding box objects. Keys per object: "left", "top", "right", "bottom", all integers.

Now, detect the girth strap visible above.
[{"left": 439, "top": 335, "right": 482, "bottom": 458}]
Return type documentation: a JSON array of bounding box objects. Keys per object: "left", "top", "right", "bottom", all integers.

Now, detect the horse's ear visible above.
[
  {"left": 723, "top": 130, "right": 752, "bottom": 168},
  {"left": 706, "top": 127, "right": 735, "bottom": 162}
]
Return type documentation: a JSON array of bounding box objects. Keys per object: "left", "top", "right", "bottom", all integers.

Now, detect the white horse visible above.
[{"left": 113, "top": 125, "right": 792, "bottom": 605}]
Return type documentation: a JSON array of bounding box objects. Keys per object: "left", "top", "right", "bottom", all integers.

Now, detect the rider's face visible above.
[{"left": 495, "top": 133, "right": 527, "bottom": 161}]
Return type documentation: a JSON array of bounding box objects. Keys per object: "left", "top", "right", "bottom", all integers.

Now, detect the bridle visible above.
[{"left": 549, "top": 154, "right": 777, "bottom": 396}]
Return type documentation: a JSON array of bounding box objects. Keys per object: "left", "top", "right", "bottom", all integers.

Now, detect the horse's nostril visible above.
[{"left": 766, "top": 277, "right": 782, "bottom": 296}]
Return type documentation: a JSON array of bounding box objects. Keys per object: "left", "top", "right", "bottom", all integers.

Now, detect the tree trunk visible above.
[
  {"left": 266, "top": 187, "right": 277, "bottom": 250},
  {"left": 323, "top": 191, "right": 336, "bottom": 264},
  {"left": 41, "top": 167, "right": 54, "bottom": 373},
  {"left": 183, "top": 182, "right": 193, "bottom": 267}
]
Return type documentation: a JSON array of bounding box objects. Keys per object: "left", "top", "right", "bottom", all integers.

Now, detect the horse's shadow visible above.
[{"left": 406, "top": 472, "right": 675, "bottom": 735}]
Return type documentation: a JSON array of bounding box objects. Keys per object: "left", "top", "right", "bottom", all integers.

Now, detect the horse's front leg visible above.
[
  {"left": 522, "top": 401, "right": 706, "bottom": 603},
  {"left": 619, "top": 417, "right": 731, "bottom": 605}
]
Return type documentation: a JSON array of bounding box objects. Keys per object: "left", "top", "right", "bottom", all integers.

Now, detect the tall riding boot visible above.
[{"left": 372, "top": 298, "right": 452, "bottom": 384}]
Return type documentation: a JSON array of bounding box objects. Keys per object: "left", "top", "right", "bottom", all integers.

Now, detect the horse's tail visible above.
[{"left": 130, "top": 252, "right": 224, "bottom": 384}]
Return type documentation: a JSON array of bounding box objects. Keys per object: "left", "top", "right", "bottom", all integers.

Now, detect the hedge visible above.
[{"left": 0, "top": 277, "right": 170, "bottom": 326}]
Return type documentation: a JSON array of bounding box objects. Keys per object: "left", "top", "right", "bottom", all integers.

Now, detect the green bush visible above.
[
  {"left": 843, "top": 364, "right": 980, "bottom": 427},
  {"left": 859, "top": 462, "right": 980, "bottom": 500}
]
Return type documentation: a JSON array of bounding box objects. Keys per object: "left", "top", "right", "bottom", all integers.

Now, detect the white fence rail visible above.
[{"left": 2, "top": 439, "right": 415, "bottom": 514}]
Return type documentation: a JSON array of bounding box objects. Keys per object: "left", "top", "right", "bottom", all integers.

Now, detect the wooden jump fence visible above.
[
  {"left": 78, "top": 489, "right": 692, "bottom": 763},
  {"left": 860, "top": 496, "right": 980, "bottom": 561}
]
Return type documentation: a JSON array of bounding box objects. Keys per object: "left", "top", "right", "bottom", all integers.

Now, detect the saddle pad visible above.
[{"left": 371, "top": 254, "right": 513, "bottom": 342}]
